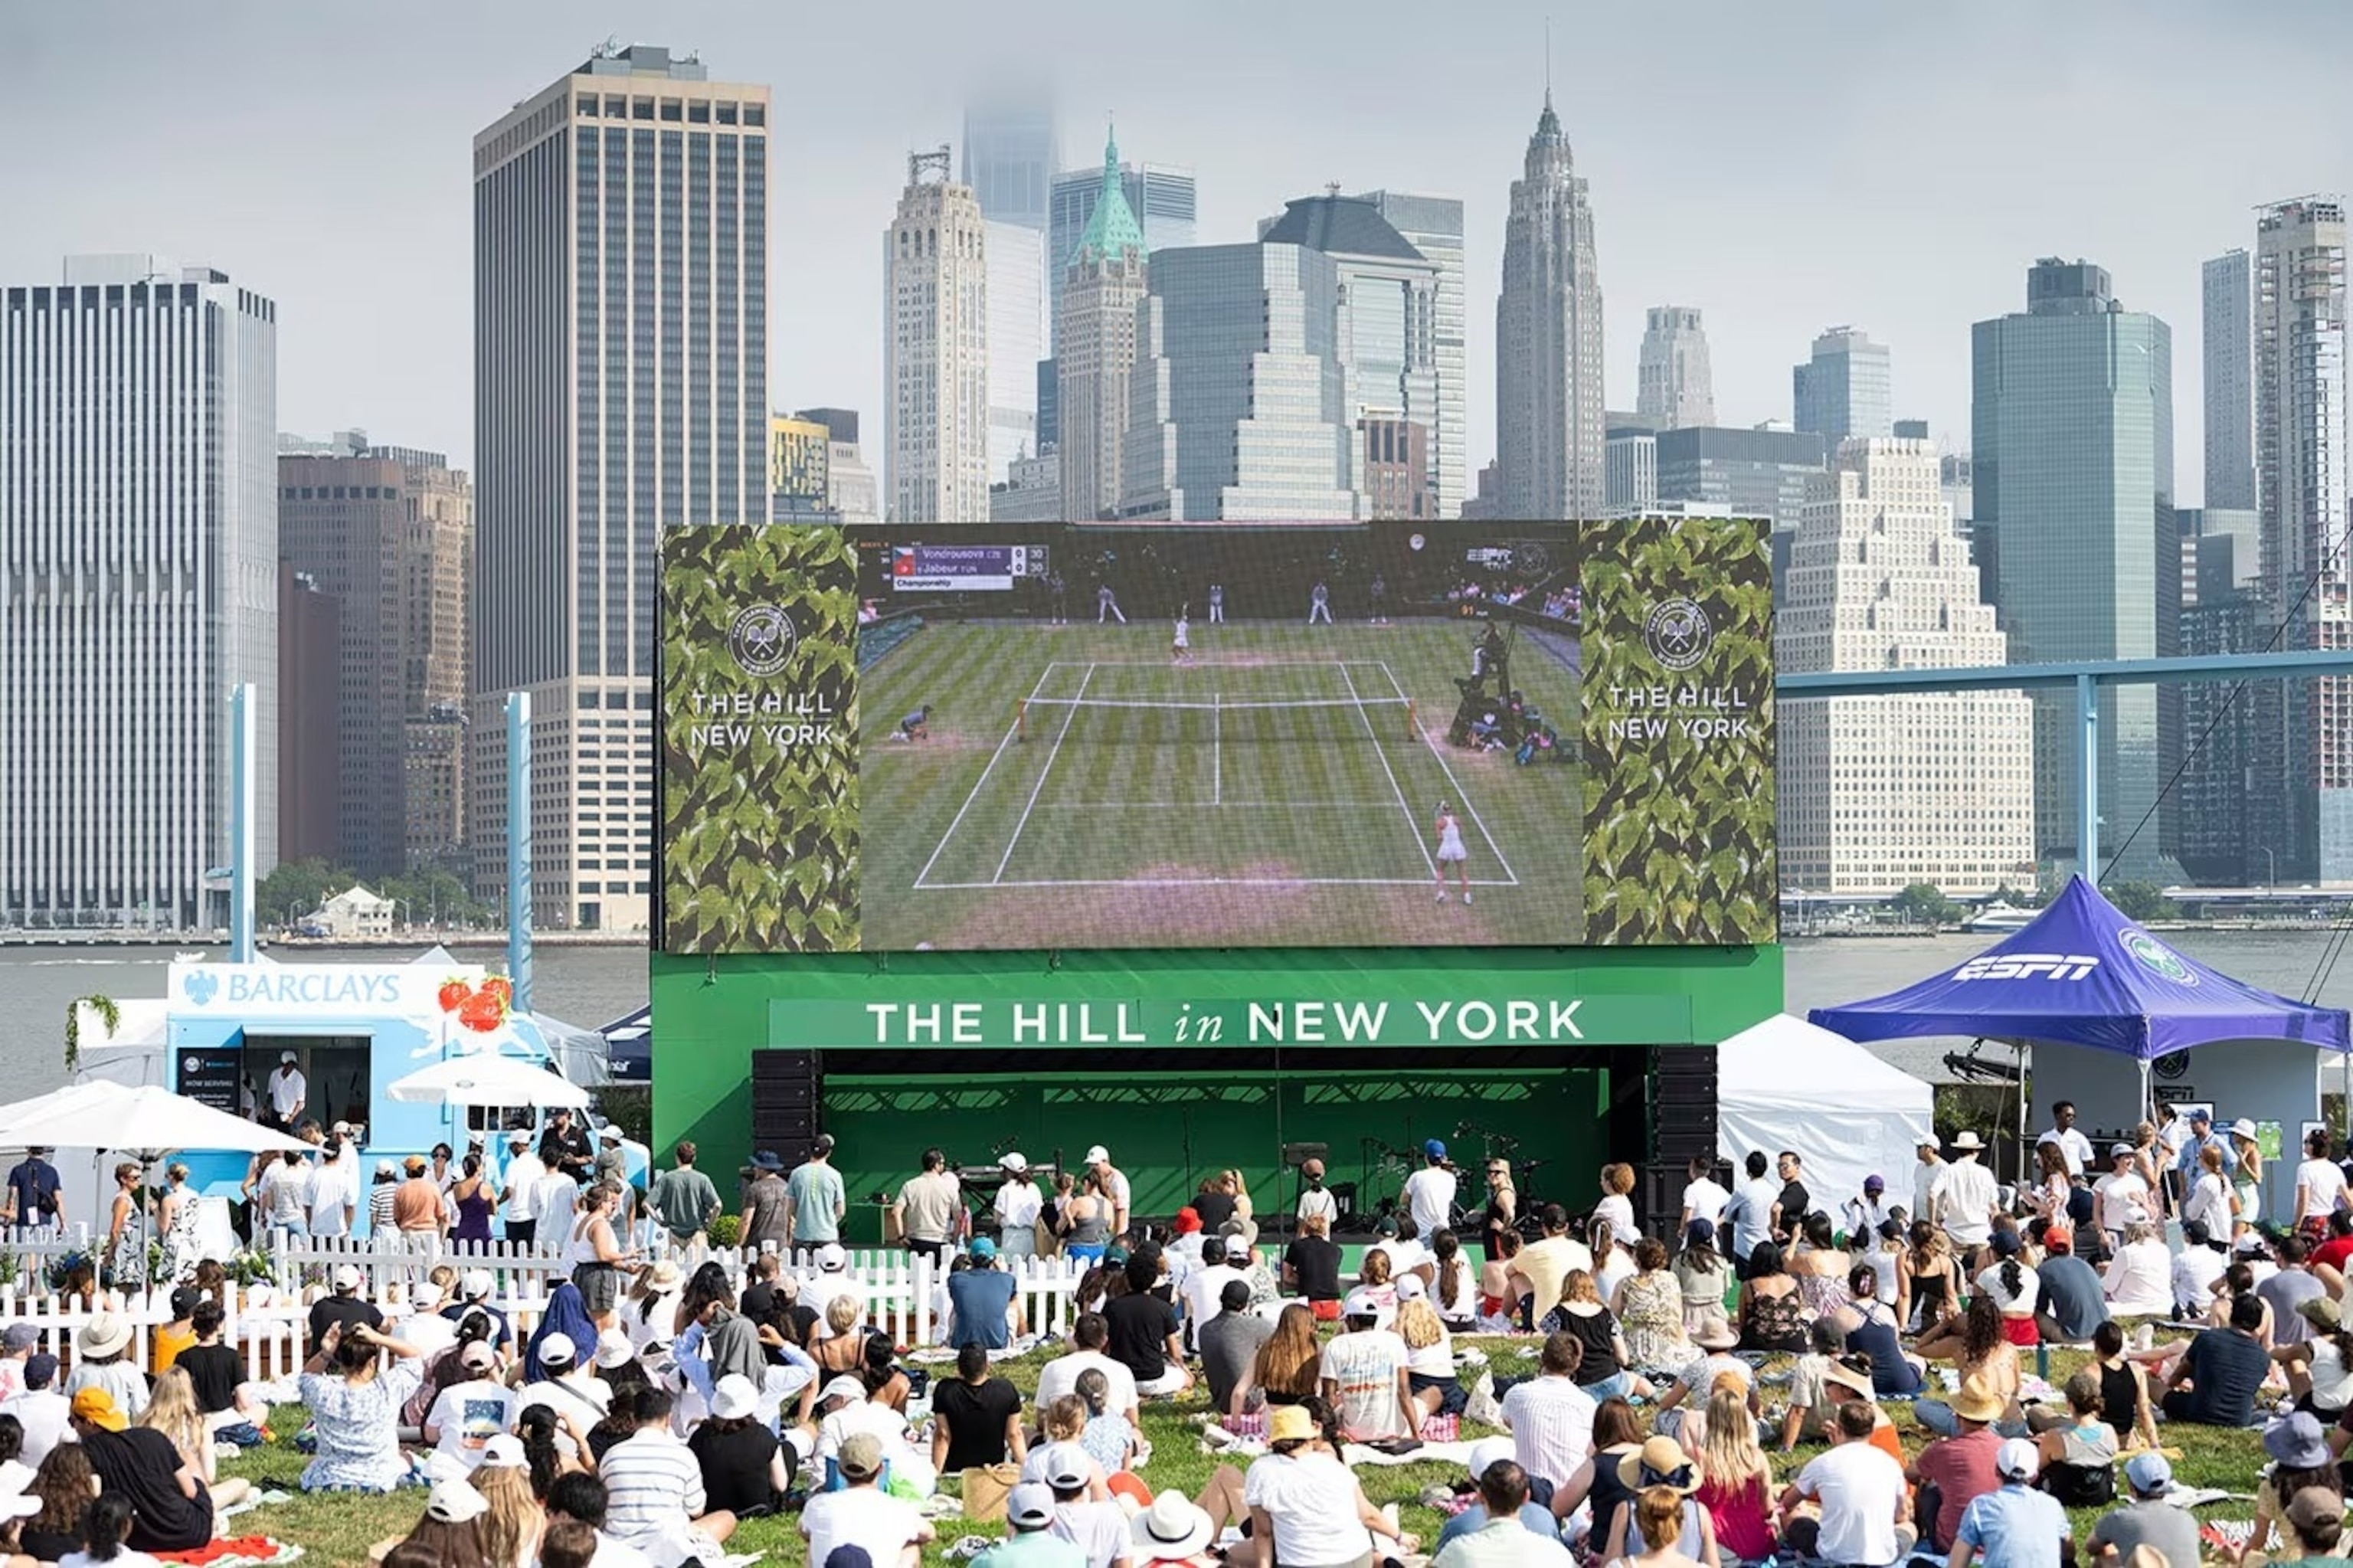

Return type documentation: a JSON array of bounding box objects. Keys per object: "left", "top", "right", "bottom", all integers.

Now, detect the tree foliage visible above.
[
  {"left": 1890, "top": 882, "right": 1966, "bottom": 925},
  {"left": 2106, "top": 880, "right": 2179, "bottom": 923}
]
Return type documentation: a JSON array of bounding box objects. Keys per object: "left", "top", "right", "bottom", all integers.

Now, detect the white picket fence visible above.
[{"left": 0, "top": 1233, "right": 1088, "bottom": 1388}]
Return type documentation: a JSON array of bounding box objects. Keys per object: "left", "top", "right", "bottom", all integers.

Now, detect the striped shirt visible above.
[
  {"left": 1498, "top": 1373, "right": 1595, "bottom": 1491},
  {"left": 599, "top": 1429, "right": 706, "bottom": 1542}
]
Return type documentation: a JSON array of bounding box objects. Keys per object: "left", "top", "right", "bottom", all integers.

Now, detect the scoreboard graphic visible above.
[{"left": 889, "top": 543, "right": 1047, "bottom": 592}]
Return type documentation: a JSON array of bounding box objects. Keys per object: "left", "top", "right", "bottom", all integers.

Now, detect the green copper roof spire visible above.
[{"left": 1070, "top": 120, "right": 1146, "bottom": 267}]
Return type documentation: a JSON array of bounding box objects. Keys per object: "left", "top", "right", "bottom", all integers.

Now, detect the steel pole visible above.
[{"left": 2077, "top": 673, "right": 2099, "bottom": 882}]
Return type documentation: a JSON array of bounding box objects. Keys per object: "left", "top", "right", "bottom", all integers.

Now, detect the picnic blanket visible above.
[{"left": 156, "top": 1538, "right": 304, "bottom": 1566}]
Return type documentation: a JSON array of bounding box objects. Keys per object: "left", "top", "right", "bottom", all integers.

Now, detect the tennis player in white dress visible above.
[
  {"left": 1171, "top": 610, "right": 1193, "bottom": 664},
  {"left": 1433, "top": 801, "right": 1471, "bottom": 903}
]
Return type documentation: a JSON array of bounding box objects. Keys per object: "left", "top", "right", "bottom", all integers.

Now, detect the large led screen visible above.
[{"left": 659, "top": 519, "right": 1774, "bottom": 952}]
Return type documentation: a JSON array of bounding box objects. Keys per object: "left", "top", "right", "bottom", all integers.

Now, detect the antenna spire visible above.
[{"left": 1543, "top": 16, "right": 1553, "bottom": 107}]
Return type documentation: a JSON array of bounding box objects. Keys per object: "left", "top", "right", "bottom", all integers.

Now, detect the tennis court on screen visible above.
[{"left": 910, "top": 658, "right": 1518, "bottom": 891}]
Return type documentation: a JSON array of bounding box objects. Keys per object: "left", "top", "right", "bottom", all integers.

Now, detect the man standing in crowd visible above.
[
  {"left": 3, "top": 1147, "right": 62, "bottom": 1233},
  {"left": 787, "top": 1134, "right": 847, "bottom": 1254},
  {"left": 2094, "top": 1142, "right": 2153, "bottom": 1249},
  {"left": 1724, "top": 1154, "right": 1778, "bottom": 1275},
  {"left": 500, "top": 1131, "right": 544, "bottom": 1248},
  {"left": 1403, "top": 1141, "right": 1457, "bottom": 1242},
  {"left": 1784, "top": 1402, "right": 1913, "bottom": 1567},
  {"left": 2042, "top": 1101, "right": 2095, "bottom": 1178},
  {"left": 1932, "top": 1133, "right": 2000, "bottom": 1262},
  {"left": 1677, "top": 1155, "right": 1729, "bottom": 1248},
  {"left": 545, "top": 1106, "right": 597, "bottom": 1183},
  {"left": 1913, "top": 1136, "right": 1947, "bottom": 1233},
  {"left": 738, "top": 1152, "right": 791, "bottom": 1255},
  {"left": 1497, "top": 1331, "right": 1592, "bottom": 1503},
  {"left": 1771, "top": 1151, "right": 1813, "bottom": 1244},
  {"left": 2173, "top": 1108, "right": 2238, "bottom": 1182},
  {"left": 1085, "top": 1146, "right": 1131, "bottom": 1238},
  {"left": 1295, "top": 1158, "right": 1337, "bottom": 1232},
  {"left": 266, "top": 1050, "right": 306, "bottom": 1133},
  {"left": 945, "top": 1237, "right": 1023, "bottom": 1350},
  {"left": 894, "top": 1149, "right": 964, "bottom": 1265},
  {"left": 648, "top": 1141, "right": 721, "bottom": 1254},
  {"left": 393, "top": 1154, "right": 447, "bottom": 1269}
]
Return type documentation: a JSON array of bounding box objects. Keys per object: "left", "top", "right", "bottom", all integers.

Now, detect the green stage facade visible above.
[{"left": 650, "top": 944, "right": 1783, "bottom": 1242}]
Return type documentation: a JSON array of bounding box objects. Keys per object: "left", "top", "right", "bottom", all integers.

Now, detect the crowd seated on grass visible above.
[{"left": 13, "top": 1113, "right": 2353, "bottom": 1565}]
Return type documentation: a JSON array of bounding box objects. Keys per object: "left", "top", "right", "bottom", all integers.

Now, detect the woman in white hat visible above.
[
  {"left": 1131, "top": 1489, "right": 1219, "bottom": 1568},
  {"left": 993, "top": 1153, "right": 1041, "bottom": 1262},
  {"left": 2230, "top": 1118, "right": 2264, "bottom": 1233}
]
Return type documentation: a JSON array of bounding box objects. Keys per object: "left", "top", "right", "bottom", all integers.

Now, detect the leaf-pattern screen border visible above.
[
  {"left": 1579, "top": 516, "right": 1779, "bottom": 944},
  {"left": 659, "top": 525, "right": 862, "bottom": 954}
]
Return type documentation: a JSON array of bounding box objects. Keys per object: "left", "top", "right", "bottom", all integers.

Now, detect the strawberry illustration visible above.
[
  {"left": 437, "top": 978, "right": 472, "bottom": 1014},
  {"left": 479, "top": 976, "right": 514, "bottom": 1011},
  {"left": 457, "top": 990, "right": 506, "bottom": 1033}
]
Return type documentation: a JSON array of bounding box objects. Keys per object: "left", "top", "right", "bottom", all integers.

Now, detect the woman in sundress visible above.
[
  {"left": 156, "top": 1163, "right": 203, "bottom": 1284},
  {"left": 103, "top": 1161, "right": 149, "bottom": 1293}
]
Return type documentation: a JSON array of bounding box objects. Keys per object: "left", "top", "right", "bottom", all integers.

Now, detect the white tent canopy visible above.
[
  {"left": 0, "top": 1081, "right": 310, "bottom": 1155},
  {"left": 386, "top": 1052, "right": 593, "bottom": 1110},
  {"left": 1716, "top": 1013, "right": 1935, "bottom": 1234}
]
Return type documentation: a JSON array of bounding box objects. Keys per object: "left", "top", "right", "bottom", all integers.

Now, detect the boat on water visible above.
[{"left": 1965, "top": 900, "right": 2037, "bottom": 933}]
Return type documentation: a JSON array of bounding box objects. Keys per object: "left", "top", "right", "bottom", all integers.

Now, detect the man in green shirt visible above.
[
  {"left": 646, "top": 1141, "right": 721, "bottom": 1250},
  {"left": 787, "top": 1134, "right": 846, "bottom": 1252}
]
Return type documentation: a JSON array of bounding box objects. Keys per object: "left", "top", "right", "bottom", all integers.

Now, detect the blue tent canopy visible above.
[
  {"left": 1809, "top": 876, "right": 2351, "bottom": 1060},
  {"left": 601, "top": 1005, "right": 651, "bottom": 1083}
]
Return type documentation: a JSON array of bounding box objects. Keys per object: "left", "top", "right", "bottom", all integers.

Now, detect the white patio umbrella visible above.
[
  {"left": 385, "top": 1053, "right": 591, "bottom": 1110},
  {"left": 0, "top": 1081, "right": 309, "bottom": 1154}
]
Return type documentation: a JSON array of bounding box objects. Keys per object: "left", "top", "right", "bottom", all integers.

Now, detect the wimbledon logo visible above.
[
  {"left": 1643, "top": 598, "right": 1713, "bottom": 671},
  {"left": 726, "top": 604, "right": 797, "bottom": 678},
  {"left": 2123, "top": 930, "right": 2197, "bottom": 986},
  {"left": 1954, "top": 952, "right": 2100, "bottom": 982}
]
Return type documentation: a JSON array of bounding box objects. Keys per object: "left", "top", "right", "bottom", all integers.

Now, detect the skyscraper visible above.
[
  {"left": 1349, "top": 191, "right": 1468, "bottom": 519},
  {"left": 472, "top": 44, "right": 769, "bottom": 932},
  {"left": 983, "top": 219, "right": 1043, "bottom": 483},
  {"left": 1604, "top": 429, "right": 1658, "bottom": 515},
  {"left": 1637, "top": 306, "right": 1716, "bottom": 428},
  {"left": 1055, "top": 128, "right": 1149, "bottom": 522},
  {"left": 1792, "top": 326, "right": 1893, "bottom": 442},
  {"left": 961, "top": 97, "right": 1054, "bottom": 231},
  {"left": 2202, "top": 248, "right": 2257, "bottom": 512},
  {"left": 885, "top": 147, "right": 990, "bottom": 523},
  {"left": 1778, "top": 438, "right": 2034, "bottom": 896},
  {"left": 279, "top": 433, "right": 473, "bottom": 878},
  {"left": 1651, "top": 426, "right": 1825, "bottom": 529},
  {"left": 1262, "top": 195, "right": 1442, "bottom": 519},
  {"left": 1496, "top": 93, "right": 1605, "bottom": 519},
  {"left": 0, "top": 255, "right": 278, "bottom": 929},
  {"left": 1122, "top": 244, "right": 1355, "bottom": 522},
  {"left": 1973, "top": 257, "right": 2178, "bottom": 881},
  {"left": 2254, "top": 198, "right": 2351, "bottom": 882}
]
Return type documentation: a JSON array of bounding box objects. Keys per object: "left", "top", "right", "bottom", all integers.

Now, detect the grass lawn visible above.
[
  {"left": 856, "top": 619, "right": 1581, "bottom": 949},
  {"left": 219, "top": 1340, "right": 2279, "bottom": 1566}
]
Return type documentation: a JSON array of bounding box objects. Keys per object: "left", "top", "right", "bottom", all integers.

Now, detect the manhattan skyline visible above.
[{"left": 2, "top": 0, "right": 2339, "bottom": 506}]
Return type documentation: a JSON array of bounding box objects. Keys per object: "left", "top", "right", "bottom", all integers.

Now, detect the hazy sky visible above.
[{"left": 8, "top": 0, "right": 2345, "bottom": 506}]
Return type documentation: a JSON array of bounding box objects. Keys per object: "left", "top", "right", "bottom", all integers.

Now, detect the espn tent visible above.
[{"left": 1716, "top": 1013, "right": 1934, "bottom": 1232}]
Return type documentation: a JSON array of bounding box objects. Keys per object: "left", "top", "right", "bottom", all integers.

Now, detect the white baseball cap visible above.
[
  {"left": 536, "top": 1333, "right": 577, "bottom": 1369},
  {"left": 280, "top": 1051, "right": 298, "bottom": 1065},
  {"left": 1085, "top": 1145, "right": 1110, "bottom": 1165},
  {"left": 817, "top": 1242, "right": 848, "bottom": 1270},
  {"left": 331, "top": 1264, "right": 363, "bottom": 1291},
  {"left": 1000, "top": 1151, "right": 1029, "bottom": 1174}
]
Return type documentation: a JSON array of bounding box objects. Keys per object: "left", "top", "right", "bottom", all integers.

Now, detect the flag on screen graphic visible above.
[{"left": 893, "top": 547, "right": 916, "bottom": 578}]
